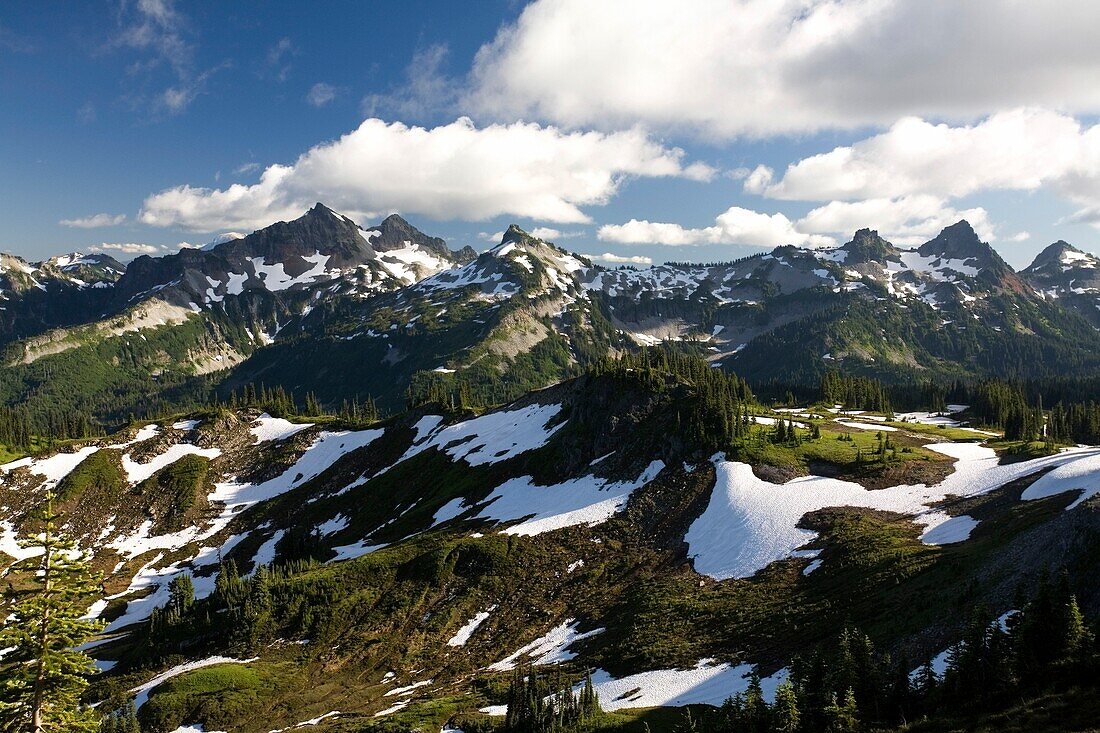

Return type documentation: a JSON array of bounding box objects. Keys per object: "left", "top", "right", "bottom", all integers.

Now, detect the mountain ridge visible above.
[{"left": 2, "top": 207, "right": 1099, "bottom": 422}]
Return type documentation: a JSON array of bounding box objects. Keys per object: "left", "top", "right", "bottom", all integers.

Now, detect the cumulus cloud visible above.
[
  {"left": 466, "top": 0, "right": 1100, "bottom": 137},
  {"left": 139, "top": 117, "right": 715, "bottom": 231},
  {"left": 306, "top": 82, "right": 338, "bottom": 107},
  {"left": 761, "top": 109, "right": 1098, "bottom": 202},
  {"left": 583, "top": 252, "right": 653, "bottom": 266},
  {"left": 741, "top": 165, "right": 775, "bottom": 195},
  {"left": 87, "top": 242, "right": 160, "bottom": 255},
  {"left": 598, "top": 206, "right": 834, "bottom": 248},
  {"left": 795, "top": 195, "right": 995, "bottom": 246},
  {"left": 59, "top": 213, "right": 127, "bottom": 228}
]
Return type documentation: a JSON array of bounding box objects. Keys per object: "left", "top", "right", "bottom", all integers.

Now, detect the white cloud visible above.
[
  {"left": 362, "top": 44, "right": 457, "bottom": 121},
  {"left": 107, "top": 0, "right": 227, "bottom": 116},
  {"left": 87, "top": 242, "right": 160, "bottom": 255},
  {"left": 583, "top": 252, "right": 653, "bottom": 265},
  {"left": 139, "top": 117, "right": 714, "bottom": 231},
  {"left": 741, "top": 165, "right": 774, "bottom": 195},
  {"left": 59, "top": 213, "right": 127, "bottom": 228},
  {"left": 598, "top": 206, "right": 834, "bottom": 248},
  {"left": 795, "top": 195, "right": 995, "bottom": 246},
  {"left": 762, "top": 109, "right": 1098, "bottom": 202},
  {"left": 264, "top": 37, "right": 295, "bottom": 82},
  {"left": 1007, "top": 231, "right": 1031, "bottom": 242},
  {"left": 467, "top": 0, "right": 1100, "bottom": 137},
  {"left": 530, "top": 227, "right": 563, "bottom": 240},
  {"left": 530, "top": 227, "right": 583, "bottom": 241},
  {"left": 306, "top": 82, "right": 338, "bottom": 107}
]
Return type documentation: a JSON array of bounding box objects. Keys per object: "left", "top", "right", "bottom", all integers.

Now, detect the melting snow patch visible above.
[
  {"left": 268, "top": 711, "right": 342, "bottom": 732},
  {"left": 131, "top": 656, "right": 257, "bottom": 709},
  {"left": 329, "top": 540, "right": 385, "bottom": 562},
  {"left": 250, "top": 414, "right": 313, "bottom": 443},
  {"left": 248, "top": 530, "right": 286, "bottom": 574},
  {"left": 374, "top": 700, "right": 409, "bottom": 717},
  {"left": 122, "top": 444, "right": 222, "bottom": 485},
  {"left": 384, "top": 680, "right": 432, "bottom": 697},
  {"left": 212, "top": 428, "right": 383, "bottom": 512},
  {"left": 403, "top": 403, "right": 565, "bottom": 467},
  {"left": 488, "top": 619, "right": 604, "bottom": 671},
  {"left": 447, "top": 607, "right": 497, "bottom": 647},
  {"left": 836, "top": 420, "right": 897, "bottom": 432},
  {"left": 920, "top": 515, "right": 979, "bottom": 545},
  {"left": 1020, "top": 452, "right": 1100, "bottom": 509},
  {"left": 585, "top": 661, "right": 788, "bottom": 711},
  {"left": 473, "top": 460, "right": 665, "bottom": 536},
  {"left": 2, "top": 446, "right": 101, "bottom": 492}
]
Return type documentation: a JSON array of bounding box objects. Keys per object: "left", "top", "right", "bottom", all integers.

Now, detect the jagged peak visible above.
[
  {"left": 917, "top": 220, "right": 996, "bottom": 263},
  {"left": 840, "top": 228, "right": 895, "bottom": 263}
]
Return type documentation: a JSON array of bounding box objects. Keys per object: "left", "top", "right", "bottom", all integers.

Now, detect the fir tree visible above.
[
  {"left": 772, "top": 680, "right": 800, "bottom": 733},
  {"left": 0, "top": 494, "right": 104, "bottom": 732}
]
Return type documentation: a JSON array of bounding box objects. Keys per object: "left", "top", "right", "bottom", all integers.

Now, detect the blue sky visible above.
[{"left": 3, "top": 1, "right": 1100, "bottom": 269}]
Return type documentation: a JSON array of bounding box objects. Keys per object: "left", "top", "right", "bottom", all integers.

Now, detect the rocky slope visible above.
[{"left": 1, "top": 367, "right": 1098, "bottom": 731}]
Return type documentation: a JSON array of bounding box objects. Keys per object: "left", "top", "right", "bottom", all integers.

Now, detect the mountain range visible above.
[{"left": 1, "top": 205, "right": 1098, "bottom": 422}]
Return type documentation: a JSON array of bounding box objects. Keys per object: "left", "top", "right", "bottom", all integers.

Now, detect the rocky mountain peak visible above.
[
  {"left": 368, "top": 213, "right": 450, "bottom": 258},
  {"left": 500, "top": 224, "right": 535, "bottom": 246},
  {"left": 1023, "top": 240, "right": 1094, "bottom": 274},
  {"left": 916, "top": 220, "right": 993, "bottom": 263},
  {"left": 841, "top": 228, "right": 895, "bottom": 264}
]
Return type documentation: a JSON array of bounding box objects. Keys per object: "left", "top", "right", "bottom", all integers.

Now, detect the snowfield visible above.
[
  {"left": 1021, "top": 452, "right": 1100, "bottom": 508},
  {"left": 488, "top": 619, "right": 605, "bottom": 672},
  {"left": 250, "top": 413, "right": 313, "bottom": 443},
  {"left": 481, "top": 660, "right": 788, "bottom": 715},
  {"left": 103, "top": 427, "right": 383, "bottom": 629},
  {"left": 686, "top": 444, "right": 1100, "bottom": 579},
  {"left": 432, "top": 460, "right": 665, "bottom": 536},
  {"left": 586, "top": 660, "right": 788, "bottom": 711},
  {"left": 400, "top": 402, "right": 565, "bottom": 467}
]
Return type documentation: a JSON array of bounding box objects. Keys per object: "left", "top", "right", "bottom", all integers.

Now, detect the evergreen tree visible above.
[
  {"left": 825, "top": 689, "right": 859, "bottom": 733},
  {"left": 0, "top": 494, "right": 104, "bottom": 732},
  {"left": 772, "top": 680, "right": 800, "bottom": 733}
]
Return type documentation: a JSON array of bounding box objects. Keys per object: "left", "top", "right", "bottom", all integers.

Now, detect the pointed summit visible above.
[
  {"left": 369, "top": 212, "right": 455, "bottom": 258},
  {"left": 497, "top": 224, "right": 545, "bottom": 252},
  {"left": 916, "top": 220, "right": 992, "bottom": 262}
]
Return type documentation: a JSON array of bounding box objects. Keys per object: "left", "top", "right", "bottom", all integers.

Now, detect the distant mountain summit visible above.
[{"left": 1021, "top": 240, "right": 1100, "bottom": 327}]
